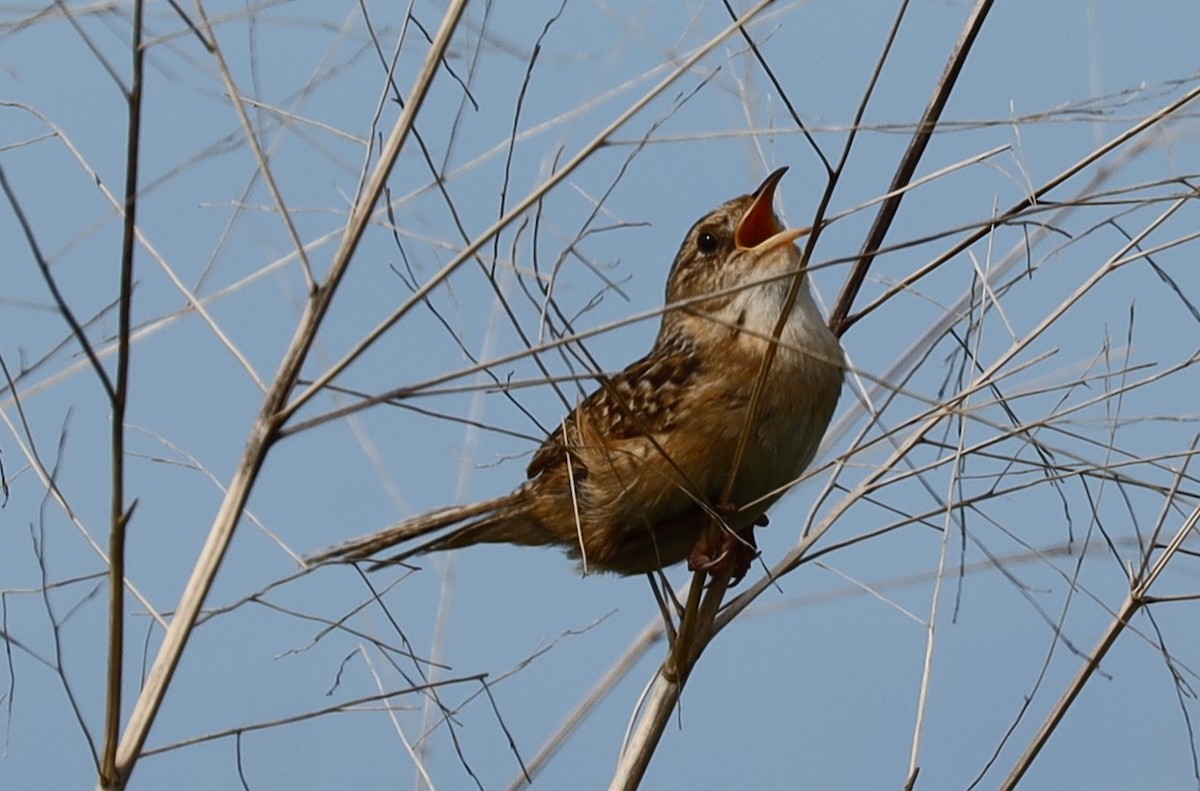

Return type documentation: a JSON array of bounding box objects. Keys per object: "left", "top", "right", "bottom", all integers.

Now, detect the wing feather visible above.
[{"left": 525, "top": 334, "right": 701, "bottom": 480}]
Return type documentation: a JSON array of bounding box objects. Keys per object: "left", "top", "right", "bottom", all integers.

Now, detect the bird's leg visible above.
[{"left": 686, "top": 505, "right": 767, "bottom": 585}]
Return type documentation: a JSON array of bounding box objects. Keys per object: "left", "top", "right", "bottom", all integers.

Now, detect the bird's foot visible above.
[{"left": 687, "top": 520, "right": 761, "bottom": 586}]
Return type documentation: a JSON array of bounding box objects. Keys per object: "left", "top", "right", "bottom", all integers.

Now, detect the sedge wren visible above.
[{"left": 312, "top": 168, "right": 844, "bottom": 580}]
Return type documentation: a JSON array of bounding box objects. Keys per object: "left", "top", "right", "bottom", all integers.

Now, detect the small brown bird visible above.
[{"left": 311, "top": 168, "right": 844, "bottom": 579}]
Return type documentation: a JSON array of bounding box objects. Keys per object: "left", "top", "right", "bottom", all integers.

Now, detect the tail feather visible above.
[
  {"left": 307, "top": 492, "right": 523, "bottom": 567},
  {"left": 307, "top": 490, "right": 549, "bottom": 569},
  {"left": 366, "top": 510, "right": 548, "bottom": 570}
]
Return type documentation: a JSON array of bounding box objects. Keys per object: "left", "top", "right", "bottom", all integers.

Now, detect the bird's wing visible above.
[{"left": 525, "top": 335, "right": 702, "bottom": 480}]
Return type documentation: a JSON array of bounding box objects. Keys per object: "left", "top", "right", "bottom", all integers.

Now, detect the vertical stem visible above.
[
  {"left": 609, "top": 677, "right": 682, "bottom": 791},
  {"left": 613, "top": 568, "right": 732, "bottom": 791},
  {"left": 100, "top": 0, "right": 144, "bottom": 785},
  {"left": 1000, "top": 593, "right": 1141, "bottom": 790},
  {"left": 828, "top": 0, "right": 995, "bottom": 336},
  {"left": 109, "top": 3, "right": 469, "bottom": 786},
  {"left": 1002, "top": 504, "right": 1199, "bottom": 787}
]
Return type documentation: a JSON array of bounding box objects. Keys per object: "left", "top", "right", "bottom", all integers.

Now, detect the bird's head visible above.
[{"left": 661, "top": 167, "right": 811, "bottom": 338}]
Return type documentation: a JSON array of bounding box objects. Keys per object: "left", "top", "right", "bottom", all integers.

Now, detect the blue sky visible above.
[{"left": 3, "top": 2, "right": 1200, "bottom": 789}]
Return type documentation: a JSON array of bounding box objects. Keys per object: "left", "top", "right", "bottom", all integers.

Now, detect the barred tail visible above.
[{"left": 306, "top": 490, "right": 546, "bottom": 569}]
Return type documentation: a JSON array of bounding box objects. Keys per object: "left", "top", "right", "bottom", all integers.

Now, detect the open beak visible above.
[{"left": 734, "top": 166, "right": 810, "bottom": 252}]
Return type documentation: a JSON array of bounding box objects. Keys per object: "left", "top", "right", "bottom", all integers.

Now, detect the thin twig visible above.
[
  {"left": 111, "top": 4, "right": 471, "bottom": 784},
  {"left": 830, "top": 0, "right": 997, "bottom": 336},
  {"left": 100, "top": 1, "right": 145, "bottom": 784},
  {"left": 280, "top": 0, "right": 786, "bottom": 424}
]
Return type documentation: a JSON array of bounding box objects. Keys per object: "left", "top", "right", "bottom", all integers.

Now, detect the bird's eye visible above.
[{"left": 696, "top": 232, "right": 720, "bottom": 255}]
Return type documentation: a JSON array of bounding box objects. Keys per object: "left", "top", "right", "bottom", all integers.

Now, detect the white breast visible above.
[{"left": 728, "top": 273, "right": 845, "bottom": 503}]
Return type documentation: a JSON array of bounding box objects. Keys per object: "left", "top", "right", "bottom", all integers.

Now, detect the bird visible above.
[{"left": 310, "top": 167, "right": 844, "bottom": 581}]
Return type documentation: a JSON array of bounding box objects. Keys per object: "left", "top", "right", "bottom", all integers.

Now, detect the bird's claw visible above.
[{"left": 687, "top": 521, "right": 761, "bottom": 586}]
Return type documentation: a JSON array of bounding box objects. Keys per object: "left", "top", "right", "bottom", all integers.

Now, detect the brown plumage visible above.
[{"left": 309, "top": 168, "right": 844, "bottom": 577}]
